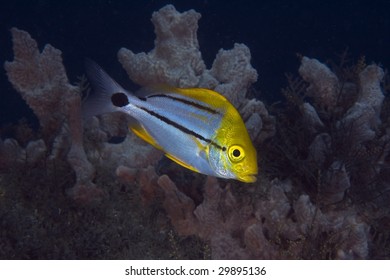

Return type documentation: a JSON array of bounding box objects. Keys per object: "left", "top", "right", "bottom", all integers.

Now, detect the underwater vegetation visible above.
[{"left": 1, "top": 5, "right": 389, "bottom": 259}]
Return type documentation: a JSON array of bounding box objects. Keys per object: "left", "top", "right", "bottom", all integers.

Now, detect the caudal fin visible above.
[{"left": 82, "top": 59, "right": 128, "bottom": 119}]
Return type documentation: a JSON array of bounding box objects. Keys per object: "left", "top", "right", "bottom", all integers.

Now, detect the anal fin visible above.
[
  {"left": 164, "top": 153, "right": 199, "bottom": 173},
  {"left": 129, "top": 122, "right": 162, "bottom": 150}
]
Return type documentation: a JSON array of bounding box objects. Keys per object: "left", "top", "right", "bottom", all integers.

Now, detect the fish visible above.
[{"left": 83, "top": 60, "right": 258, "bottom": 183}]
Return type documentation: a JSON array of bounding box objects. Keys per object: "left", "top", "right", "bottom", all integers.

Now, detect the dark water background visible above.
[{"left": 1, "top": 0, "right": 389, "bottom": 128}]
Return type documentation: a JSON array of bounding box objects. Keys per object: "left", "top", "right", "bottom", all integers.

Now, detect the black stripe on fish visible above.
[
  {"left": 146, "top": 94, "right": 220, "bottom": 115},
  {"left": 137, "top": 105, "right": 225, "bottom": 151}
]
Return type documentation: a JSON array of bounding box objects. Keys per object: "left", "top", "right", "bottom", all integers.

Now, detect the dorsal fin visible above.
[{"left": 135, "top": 85, "right": 176, "bottom": 98}]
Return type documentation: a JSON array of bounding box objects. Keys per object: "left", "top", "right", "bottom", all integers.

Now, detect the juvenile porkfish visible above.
[{"left": 83, "top": 60, "right": 258, "bottom": 183}]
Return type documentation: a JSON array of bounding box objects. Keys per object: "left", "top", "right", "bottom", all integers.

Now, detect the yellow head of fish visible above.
[{"left": 208, "top": 102, "right": 258, "bottom": 183}]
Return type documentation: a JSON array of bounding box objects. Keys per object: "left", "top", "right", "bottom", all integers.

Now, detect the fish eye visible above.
[{"left": 228, "top": 145, "right": 245, "bottom": 162}]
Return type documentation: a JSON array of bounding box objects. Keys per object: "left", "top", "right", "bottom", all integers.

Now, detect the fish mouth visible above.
[{"left": 238, "top": 174, "right": 257, "bottom": 183}]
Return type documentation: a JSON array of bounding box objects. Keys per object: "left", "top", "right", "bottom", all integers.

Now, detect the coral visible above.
[
  {"left": 264, "top": 55, "right": 390, "bottom": 258},
  {"left": 271, "top": 55, "right": 389, "bottom": 205},
  {"left": 358, "top": 65, "right": 385, "bottom": 113},
  {"left": 118, "top": 5, "right": 205, "bottom": 88},
  {"left": 116, "top": 164, "right": 160, "bottom": 205},
  {"left": 205, "top": 43, "right": 258, "bottom": 108},
  {"left": 298, "top": 57, "right": 340, "bottom": 109},
  {"left": 339, "top": 64, "right": 385, "bottom": 146},
  {"left": 320, "top": 160, "right": 351, "bottom": 205},
  {"left": 124, "top": 170, "right": 370, "bottom": 259},
  {"left": 4, "top": 28, "right": 99, "bottom": 202},
  {"left": 0, "top": 138, "right": 46, "bottom": 169},
  {"left": 65, "top": 91, "right": 99, "bottom": 203},
  {"left": 4, "top": 28, "right": 77, "bottom": 141},
  {"left": 300, "top": 102, "right": 325, "bottom": 134},
  {"left": 157, "top": 175, "right": 253, "bottom": 259},
  {"left": 299, "top": 57, "right": 388, "bottom": 201}
]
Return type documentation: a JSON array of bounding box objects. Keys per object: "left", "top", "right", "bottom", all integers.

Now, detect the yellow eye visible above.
[{"left": 228, "top": 145, "right": 245, "bottom": 162}]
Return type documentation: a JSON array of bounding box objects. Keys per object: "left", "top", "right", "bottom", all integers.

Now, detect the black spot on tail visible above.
[{"left": 111, "top": 92, "right": 129, "bottom": 107}]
